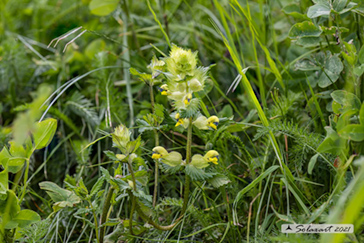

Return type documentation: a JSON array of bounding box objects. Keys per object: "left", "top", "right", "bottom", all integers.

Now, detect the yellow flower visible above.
[
  {"left": 152, "top": 146, "right": 182, "bottom": 167},
  {"left": 175, "top": 113, "right": 183, "bottom": 127},
  {"left": 184, "top": 93, "right": 192, "bottom": 105},
  {"left": 190, "top": 150, "right": 220, "bottom": 168},
  {"left": 204, "top": 150, "right": 219, "bottom": 165},
  {"left": 152, "top": 146, "right": 168, "bottom": 159},
  {"left": 207, "top": 116, "right": 219, "bottom": 130},
  {"left": 158, "top": 84, "right": 169, "bottom": 95}
]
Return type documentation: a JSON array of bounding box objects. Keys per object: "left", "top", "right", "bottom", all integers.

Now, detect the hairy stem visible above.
[
  {"left": 182, "top": 118, "right": 193, "bottom": 213},
  {"left": 150, "top": 84, "right": 160, "bottom": 207},
  {"left": 99, "top": 186, "right": 115, "bottom": 243},
  {"left": 127, "top": 121, "right": 193, "bottom": 232}
]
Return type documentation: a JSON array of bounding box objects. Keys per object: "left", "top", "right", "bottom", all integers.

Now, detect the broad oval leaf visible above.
[
  {"left": 89, "top": 0, "right": 119, "bottom": 16},
  {"left": 33, "top": 118, "right": 57, "bottom": 150},
  {"left": 307, "top": 3, "right": 331, "bottom": 18},
  {"left": 9, "top": 209, "right": 41, "bottom": 229},
  {"left": 339, "top": 124, "right": 364, "bottom": 142}
]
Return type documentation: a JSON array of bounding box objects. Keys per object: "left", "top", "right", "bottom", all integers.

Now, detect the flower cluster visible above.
[
  {"left": 152, "top": 146, "right": 219, "bottom": 169},
  {"left": 153, "top": 45, "right": 220, "bottom": 130}
]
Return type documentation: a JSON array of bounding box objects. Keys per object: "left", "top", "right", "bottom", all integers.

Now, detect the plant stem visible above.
[
  {"left": 150, "top": 84, "right": 160, "bottom": 207},
  {"left": 99, "top": 186, "right": 115, "bottom": 243},
  {"left": 182, "top": 118, "right": 193, "bottom": 213},
  {"left": 88, "top": 200, "right": 100, "bottom": 243}
]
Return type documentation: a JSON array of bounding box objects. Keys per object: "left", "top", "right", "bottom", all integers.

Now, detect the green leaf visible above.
[
  {"left": 282, "top": 4, "right": 309, "bottom": 20},
  {"left": 39, "top": 181, "right": 81, "bottom": 211},
  {"left": 90, "top": 177, "right": 105, "bottom": 197},
  {"left": 185, "top": 164, "right": 216, "bottom": 181},
  {"left": 0, "top": 190, "right": 20, "bottom": 229},
  {"left": 317, "top": 127, "right": 347, "bottom": 155},
  {"left": 339, "top": 124, "right": 364, "bottom": 142},
  {"left": 289, "top": 21, "right": 322, "bottom": 38},
  {"left": 6, "top": 209, "right": 41, "bottom": 229},
  {"left": 308, "top": 154, "right": 319, "bottom": 175},
  {"left": 33, "top": 118, "right": 57, "bottom": 150},
  {"left": 358, "top": 45, "right": 364, "bottom": 64},
  {"left": 307, "top": 3, "right": 331, "bottom": 18},
  {"left": 318, "top": 54, "right": 343, "bottom": 88},
  {"left": 234, "top": 165, "right": 279, "bottom": 205},
  {"left": 8, "top": 141, "right": 26, "bottom": 174},
  {"left": 332, "top": 0, "right": 347, "bottom": 12},
  {"left": 353, "top": 64, "right": 364, "bottom": 77},
  {"left": 89, "top": 0, "right": 119, "bottom": 16},
  {"left": 208, "top": 174, "right": 231, "bottom": 188},
  {"left": 288, "top": 21, "right": 322, "bottom": 46},
  {"left": 103, "top": 150, "right": 118, "bottom": 161},
  {"left": 331, "top": 90, "right": 361, "bottom": 113},
  {"left": 360, "top": 103, "right": 364, "bottom": 125},
  {"left": 85, "top": 39, "right": 106, "bottom": 59}
]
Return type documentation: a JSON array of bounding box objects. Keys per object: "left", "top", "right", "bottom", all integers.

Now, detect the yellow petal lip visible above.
[
  {"left": 175, "top": 119, "right": 184, "bottom": 127},
  {"left": 152, "top": 153, "right": 162, "bottom": 159},
  {"left": 161, "top": 91, "right": 168, "bottom": 95},
  {"left": 204, "top": 150, "right": 219, "bottom": 165},
  {"left": 207, "top": 116, "right": 219, "bottom": 130},
  {"left": 208, "top": 157, "right": 219, "bottom": 164}
]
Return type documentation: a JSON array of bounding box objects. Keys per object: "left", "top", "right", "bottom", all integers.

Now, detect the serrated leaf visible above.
[
  {"left": 90, "top": 176, "right": 105, "bottom": 197},
  {"left": 103, "top": 150, "right": 118, "bottom": 161},
  {"left": 208, "top": 175, "right": 231, "bottom": 188},
  {"left": 89, "top": 0, "right": 119, "bottom": 16},
  {"left": 39, "top": 181, "right": 81, "bottom": 209},
  {"left": 154, "top": 103, "right": 165, "bottom": 120},
  {"left": 129, "top": 68, "right": 152, "bottom": 83},
  {"left": 100, "top": 167, "right": 111, "bottom": 182},
  {"left": 179, "top": 98, "right": 200, "bottom": 118},
  {"left": 185, "top": 164, "right": 216, "bottom": 181}
]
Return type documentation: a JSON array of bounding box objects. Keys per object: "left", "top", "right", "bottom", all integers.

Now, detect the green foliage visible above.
[{"left": 2, "top": 0, "right": 364, "bottom": 242}]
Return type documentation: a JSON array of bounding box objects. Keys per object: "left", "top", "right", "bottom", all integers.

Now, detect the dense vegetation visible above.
[{"left": 1, "top": 0, "right": 364, "bottom": 242}]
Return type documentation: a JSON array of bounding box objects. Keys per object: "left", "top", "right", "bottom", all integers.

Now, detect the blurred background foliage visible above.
[{"left": 1, "top": 0, "right": 364, "bottom": 242}]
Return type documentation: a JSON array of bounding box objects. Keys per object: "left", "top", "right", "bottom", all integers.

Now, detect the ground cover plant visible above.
[{"left": 1, "top": 0, "right": 364, "bottom": 242}]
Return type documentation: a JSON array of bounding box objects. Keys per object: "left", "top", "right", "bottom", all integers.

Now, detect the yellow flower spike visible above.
[
  {"left": 152, "top": 146, "right": 168, "bottom": 160},
  {"left": 204, "top": 150, "right": 219, "bottom": 165},
  {"left": 207, "top": 116, "right": 219, "bottom": 130},
  {"left": 184, "top": 93, "right": 192, "bottom": 105}
]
